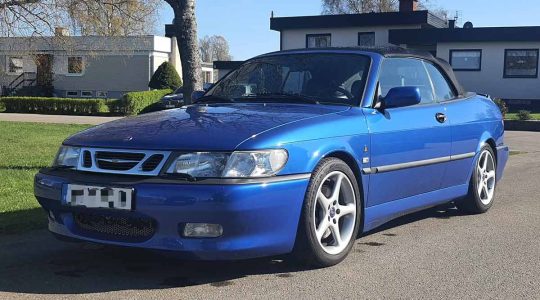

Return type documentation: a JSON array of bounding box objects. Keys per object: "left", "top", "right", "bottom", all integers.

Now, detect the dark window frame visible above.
[
  {"left": 503, "top": 48, "right": 539, "bottom": 79},
  {"left": 358, "top": 32, "right": 376, "bottom": 47},
  {"left": 305, "top": 33, "right": 332, "bottom": 48},
  {"left": 375, "top": 57, "right": 461, "bottom": 108},
  {"left": 449, "top": 49, "right": 482, "bottom": 72},
  {"left": 377, "top": 57, "right": 438, "bottom": 107}
]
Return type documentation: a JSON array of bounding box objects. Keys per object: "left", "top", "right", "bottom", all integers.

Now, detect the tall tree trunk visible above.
[{"left": 169, "top": 0, "right": 202, "bottom": 104}]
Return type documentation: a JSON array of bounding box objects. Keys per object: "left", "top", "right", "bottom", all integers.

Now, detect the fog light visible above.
[{"left": 183, "top": 223, "right": 223, "bottom": 238}]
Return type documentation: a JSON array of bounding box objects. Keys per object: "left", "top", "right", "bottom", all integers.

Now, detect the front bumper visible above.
[{"left": 34, "top": 169, "right": 310, "bottom": 260}]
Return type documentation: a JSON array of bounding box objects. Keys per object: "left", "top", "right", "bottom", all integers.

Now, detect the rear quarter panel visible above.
[{"left": 442, "top": 95, "right": 505, "bottom": 188}]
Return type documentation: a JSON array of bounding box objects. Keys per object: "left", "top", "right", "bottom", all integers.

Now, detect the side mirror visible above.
[
  {"left": 379, "top": 86, "right": 422, "bottom": 109},
  {"left": 191, "top": 90, "right": 206, "bottom": 101}
]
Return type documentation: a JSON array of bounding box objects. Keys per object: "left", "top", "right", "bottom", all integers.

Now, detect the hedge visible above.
[
  {"left": 0, "top": 89, "right": 172, "bottom": 116},
  {"left": 0, "top": 97, "right": 121, "bottom": 116},
  {"left": 122, "top": 89, "right": 172, "bottom": 115}
]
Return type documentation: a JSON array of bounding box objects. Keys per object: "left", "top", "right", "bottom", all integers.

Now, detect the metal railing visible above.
[{"left": 3, "top": 72, "right": 37, "bottom": 95}]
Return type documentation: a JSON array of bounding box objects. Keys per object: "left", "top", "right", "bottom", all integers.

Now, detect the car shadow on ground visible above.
[{"left": 0, "top": 202, "right": 465, "bottom": 295}]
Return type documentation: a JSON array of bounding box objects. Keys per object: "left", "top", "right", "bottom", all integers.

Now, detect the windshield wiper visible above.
[
  {"left": 194, "top": 95, "right": 234, "bottom": 104},
  {"left": 238, "top": 93, "right": 320, "bottom": 105}
]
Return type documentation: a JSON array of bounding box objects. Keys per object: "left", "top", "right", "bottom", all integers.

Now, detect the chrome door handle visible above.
[{"left": 435, "top": 113, "right": 447, "bottom": 123}]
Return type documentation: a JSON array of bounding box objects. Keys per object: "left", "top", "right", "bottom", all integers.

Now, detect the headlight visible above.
[
  {"left": 167, "top": 152, "right": 229, "bottom": 177},
  {"left": 166, "top": 149, "right": 288, "bottom": 178},
  {"left": 53, "top": 146, "right": 81, "bottom": 167}
]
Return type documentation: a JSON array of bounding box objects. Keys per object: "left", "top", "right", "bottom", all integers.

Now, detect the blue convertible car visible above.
[{"left": 35, "top": 48, "right": 508, "bottom": 267}]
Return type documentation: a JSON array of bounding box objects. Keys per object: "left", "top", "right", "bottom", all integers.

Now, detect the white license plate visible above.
[
  {"left": 165, "top": 104, "right": 176, "bottom": 108},
  {"left": 65, "top": 184, "right": 133, "bottom": 210}
]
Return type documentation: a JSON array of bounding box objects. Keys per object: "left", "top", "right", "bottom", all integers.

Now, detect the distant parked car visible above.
[
  {"left": 160, "top": 87, "right": 184, "bottom": 109},
  {"left": 160, "top": 84, "right": 215, "bottom": 109},
  {"left": 35, "top": 48, "right": 508, "bottom": 267}
]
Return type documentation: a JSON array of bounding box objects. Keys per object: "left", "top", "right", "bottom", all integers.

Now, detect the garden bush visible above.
[
  {"left": 493, "top": 98, "right": 508, "bottom": 118},
  {"left": 517, "top": 110, "right": 532, "bottom": 121},
  {"left": 121, "top": 89, "right": 172, "bottom": 115},
  {"left": 0, "top": 97, "right": 120, "bottom": 115},
  {"left": 149, "top": 62, "right": 182, "bottom": 90}
]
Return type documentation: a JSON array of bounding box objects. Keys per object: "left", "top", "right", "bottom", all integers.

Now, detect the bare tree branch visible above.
[
  {"left": 200, "top": 35, "right": 232, "bottom": 62},
  {"left": 322, "top": 0, "right": 448, "bottom": 18}
]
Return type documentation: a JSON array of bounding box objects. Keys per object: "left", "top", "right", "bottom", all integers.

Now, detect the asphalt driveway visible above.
[{"left": 0, "top": 131, "right": 538, "bottom": 299}]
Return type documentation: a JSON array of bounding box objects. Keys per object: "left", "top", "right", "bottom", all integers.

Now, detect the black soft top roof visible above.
[{"left": 260, "top": 47, "right": 467, "bottom": 96}]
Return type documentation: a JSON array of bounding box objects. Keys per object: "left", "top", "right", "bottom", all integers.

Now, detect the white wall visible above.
[
  {"left": 437, "top": 42, "right": 540, "bottom": 100},
  {"left": 280, "top": 25, "right": 420, "bottom": 50}
]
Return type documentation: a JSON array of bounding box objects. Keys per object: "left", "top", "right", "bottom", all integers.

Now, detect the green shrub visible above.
[
  {"left": 122, "top": 89, "right": 172, "bottom": 115},
  {"left": 0, "top": 97, "right": 118, "bottom": 115},
  {"left": 149, "top": 62, "right": 182, "bottom": 90},
  {"left": 517, "top": 110, "right": 532, "bottom": 121},
  {"left": 493, "top": 98, "right": 508, "bottom": 118}
]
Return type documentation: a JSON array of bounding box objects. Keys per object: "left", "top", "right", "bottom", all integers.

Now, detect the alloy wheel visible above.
[
  {"left": 477, "top": 150, "right": 496, "bottom": 205},
  {"left": 312, "top": 171, "right": 357, "bottom": 255}
]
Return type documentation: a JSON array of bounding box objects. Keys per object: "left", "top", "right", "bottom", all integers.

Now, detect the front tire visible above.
[
  {"left": 456, "top": 145, "right": 497, "bottom": 214},
  {"left": 292, "top": 158, "right": 361, "bottom": 267}
]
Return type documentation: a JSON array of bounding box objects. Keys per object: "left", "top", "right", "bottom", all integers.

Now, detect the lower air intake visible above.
[{"left": 74, "top": 213, "right": 156, "bottom": 242}]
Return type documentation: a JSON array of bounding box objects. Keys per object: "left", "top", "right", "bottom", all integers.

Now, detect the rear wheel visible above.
[
  {"left": 456, "top": 145, "right": 497, "bottom": 214},
  {"left": 293, "top": 158, "right": 361, "bottom": 267}
]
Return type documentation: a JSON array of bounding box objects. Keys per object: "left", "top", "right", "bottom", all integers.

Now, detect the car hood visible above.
[{"left": 64, "top": 103, "right": 350, "bottom": 150}]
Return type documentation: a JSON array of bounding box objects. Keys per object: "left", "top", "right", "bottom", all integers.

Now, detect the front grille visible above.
[
  {"left": 95, "top": 151, "right": 145, "bottom": 171},
  {"left": 77, "top": 148, "right": 170, "bottom": 176},
  {"left": 141, "top": 154, "right": 164, "bottom": 172},
  {"left": 74, "top": 213, "right": 156, "bottom": 242},
  {"left": 83, "top": 150, "right": 92, "bottom": 168}
]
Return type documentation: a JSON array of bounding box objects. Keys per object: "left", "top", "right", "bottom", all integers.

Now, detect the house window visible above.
[
  {"left": 358, "top": 32, "right": 375, "bottom": 47},
  {"left": 81, "top": 91, "right": 93, "bottom": 98},
  {"left": 68, "top": 56, "right": 84, "bottom": 74},
  {"left": 306, "top": 34, "right": 331, "bottom": 48},
  {"left": 7, "top": 56, "right": 24, "bottom": 74},
  {"left": 96, "top": 91, "right": 108, "bottom": 98},
  {"left": 202, "top": 71, "right": 212, "bottom": 83},
  {"left": 504, "top": 49, "right": 539, "bottom": 78},
  {"left": 66, "top": 91, "right": 79, "bottom": 97},
  {"left": 449, "top": 50, "right": 482, "bottom": 71}
]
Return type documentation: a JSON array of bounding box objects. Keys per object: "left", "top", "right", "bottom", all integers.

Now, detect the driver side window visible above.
[{"left": 379, "top": 58, "right": 435, "bottom": 105}]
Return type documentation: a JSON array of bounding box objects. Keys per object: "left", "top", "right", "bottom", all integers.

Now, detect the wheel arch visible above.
[
  {"left": 321, "top": 150, "right": 366, "bottom": 233},
  {"left": 478, "top": 134, "right": 498, "bottom": 163},
  {"left": 466, "top": 134, "right": 498, "bottom": 183}
]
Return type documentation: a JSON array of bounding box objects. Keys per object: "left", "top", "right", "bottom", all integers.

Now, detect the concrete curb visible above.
[{"left": 505, "top": 120, "right": 540, "bottom": 132}]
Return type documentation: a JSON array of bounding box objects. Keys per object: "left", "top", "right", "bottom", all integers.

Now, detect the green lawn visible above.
[
  {"left": 505, "top": 113, "right": 540, "bottom": 121},
  {"left": 0, "top": 121, "right": 91, "bottom": 235}
]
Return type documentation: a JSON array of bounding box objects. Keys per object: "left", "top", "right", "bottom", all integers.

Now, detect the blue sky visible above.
[{"left": 158, "top": 0, "right": 540, "bottom": 60}]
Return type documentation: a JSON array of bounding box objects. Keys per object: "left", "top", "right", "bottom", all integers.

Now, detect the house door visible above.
[{"left": 35, "top": 54, "right": 53, "bottom": 87}]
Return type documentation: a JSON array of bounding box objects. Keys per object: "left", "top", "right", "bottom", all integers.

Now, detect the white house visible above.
[{"left": 0, "top": 32, "right": 215, "bottom": 98}]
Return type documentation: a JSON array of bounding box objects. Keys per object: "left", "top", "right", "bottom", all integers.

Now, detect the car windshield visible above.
[{"left": 205, "top": 53, "right": 371, "bottom": 106}]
